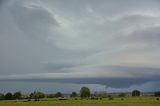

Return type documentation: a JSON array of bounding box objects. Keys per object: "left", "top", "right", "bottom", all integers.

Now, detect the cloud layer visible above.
[{"left": 0, "top": 0, "right": 160, "bottom": 93}]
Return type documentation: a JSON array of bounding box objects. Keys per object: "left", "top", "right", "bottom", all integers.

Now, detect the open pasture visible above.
[{"left": 0, "top": 97, "right": 159, "bottom": 106}]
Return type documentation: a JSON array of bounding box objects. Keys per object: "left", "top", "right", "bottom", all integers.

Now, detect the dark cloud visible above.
[
  {"left": 1, "top": 65, "right": 160, "bottom": 88},
  {"left": 1, "top": 77, "right": 160, "bottom": 88}
]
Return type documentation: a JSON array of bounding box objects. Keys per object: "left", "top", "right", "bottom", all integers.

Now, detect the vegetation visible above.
[
  {"left": 0, "top": 93, "right": 4, "bottom": 100},
  {"left": 108, "top": 95, "right": 114, "bottom": 100},
  {"left": 5, "top": 92, "right": 13, "bottom": 100},
  {"left": 0, "top": 97, "right": 159, "bottom": 106},
  {"left": 13, "top": 91, "right": 22, "bottom": 99},
  {"left": 0, "top": 87, "right": 159, "bottom": 106},
  {"left": 46, "top": 94, "right": 55, "bottom": 98},
  {"left": 70, "top": 92, "right": 77, "bottom": 97},
  {"left": 30, "top": 91, "right": 45, "bottom": 101},
  {"left": 80, "top": 86, "right": 91, "bottom": 98},
  {"left": 132, "top": 90, "right": 141, "bottom": 96},
  {"left": 54, "top": 92, "right": 63, "bottom": 97},
  {"left": 0, "top": 87, "right": 160, "bottom": 106},
  {"left": 118, "top": 93, "right": 127, "bottom": 97},
  {"left": 93, "top": 91, "right": 107, "bottom": 98},
  {"left": 154, "top": 91, "right": 160, "bottom": 97}
]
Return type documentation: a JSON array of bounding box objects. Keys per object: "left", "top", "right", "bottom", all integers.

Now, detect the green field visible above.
[{"left": 0, "top": 97, "right": 160, "bottom": 106}]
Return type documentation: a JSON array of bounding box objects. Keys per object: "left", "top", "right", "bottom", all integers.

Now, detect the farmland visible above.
[{"left": 0, "top": 97, "right": 159, "bottom": 106}]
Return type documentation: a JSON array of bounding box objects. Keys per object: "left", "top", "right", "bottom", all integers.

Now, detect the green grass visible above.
[{"left": 0, "top": 97, "right": 159, "bottom": 106}]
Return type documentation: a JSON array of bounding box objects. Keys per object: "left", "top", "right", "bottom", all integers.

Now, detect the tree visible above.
[
  {"left": 30, "top": 91, "right": 45, "bottom": 101},
  {"left": 0, "top": 93, "right": 4, "bottom": 100},
  {"left": 54, "top": 92, "right": 63, "bottom": 97},
  {"left": 154, "top": 91, "right": 160, "bottom": 97},
  {"left": 70, "top": 92, "right": 77, "bottom": 97},
  {"left": 13, "top": 91, "right": 22, "bottom": 99},
  {"left": 132, "top": 90, "right": 140, "bottom": 96},
  {"left": 5, "top": 92, "right": 13, "bottom": 100},
  {"left": 80, "top": 86, "right": 90, "bottom": 98}
]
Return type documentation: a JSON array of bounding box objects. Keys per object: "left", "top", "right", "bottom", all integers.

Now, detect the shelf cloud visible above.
[{"left": 0, "top": 0, "right": 160, "bottom": 93}]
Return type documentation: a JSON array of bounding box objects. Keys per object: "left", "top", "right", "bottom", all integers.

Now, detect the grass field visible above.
[{"left": 0, "top": 97, "right": 159, "bottom": 106}]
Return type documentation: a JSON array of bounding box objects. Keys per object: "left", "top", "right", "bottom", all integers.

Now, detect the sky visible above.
[{"left": 0, "top": 0, "right": 160, "bottom": 94}]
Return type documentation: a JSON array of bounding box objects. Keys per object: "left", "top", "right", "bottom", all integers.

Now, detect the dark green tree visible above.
[
  {"left": 70, "top": 92, "right": 77, "bottom": 97},
  {"left": 13, "top": 91, "right": 22, "bottom": 99},
  {"left": 0, "top": 93, "right": 4, "bottom": 100},
  {"left": 5, "top": 92, "right": 13, "bottom": 100},
  {"left": 154, "top": 91, "right": 160, "bottom": 97},
  {"left": 80, "top": 86, "right": 90, "bottom": 98},
  {"left": 54, "top": 92, "right": 63, "bottom": 97},
  {"left": 132, "top": 90, "right": 140, "bottom": 96}
]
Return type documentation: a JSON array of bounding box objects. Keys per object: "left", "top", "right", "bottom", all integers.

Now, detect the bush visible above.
[
  {"left": 5, "top": 92, "right": 13, "bottom": 100},
  {"left": 154, "top": 92, "right": 160, "bottom": 97},
  {"left": 0, "top": 93, "right": 4, "bottom": 100},
  {"left": 70, "top": 92, "right": 77, "bottom": 97},
  {"left": 13, "top": 91, "right": 22, "bottom": 99},
  {"left": 30, "top": 91, "right": 45, "bottom": 101},
  {"left": 80, "top": 86, "right": 90, "bottom": 98},
  {"left": 54, "top": 92, "right": 63, "bottom": 97},
  {"left": 132, "top": 90, "right": 140, "bottom": 96}
]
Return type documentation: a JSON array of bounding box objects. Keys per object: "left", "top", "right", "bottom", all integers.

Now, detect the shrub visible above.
[
  {"left": 54, "top": 92, "right": 63, "bottom": 97},
  {"left": 0, "top": 93, "right": 4, "bottom": 100},
  {"left": 13, "top": 91, "right": 22, "bottom": 99},
  {"left": 70, "top": 92, "right": 77, "bottom": 97},
  {"left": 154, "top": 92, "right": 160, "bottom": 97},
  {"left": 132, "top": 90, "right": 141, "bottom": 96},
  {"left": 80, "top": 86, "right": 90, "bottom": 98},
  {"left": 30, "top": 91, "right": 45, "bottom": 101},
  {"left": 5, "top": 92, "right": 13, "bottom": 100}
]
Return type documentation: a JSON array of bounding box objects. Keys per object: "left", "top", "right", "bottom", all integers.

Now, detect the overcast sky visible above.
[{"left": 0, "top": 0, "right": 160, "bottom": 93}]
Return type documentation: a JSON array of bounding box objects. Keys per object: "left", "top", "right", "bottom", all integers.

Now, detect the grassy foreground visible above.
[{"left": 0, "top": 97, "right": 159, "bottom": 106}]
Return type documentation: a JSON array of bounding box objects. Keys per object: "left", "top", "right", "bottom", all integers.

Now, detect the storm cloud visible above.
[{"left": 0, "top": 0, "right": 160, "bottom": 93}]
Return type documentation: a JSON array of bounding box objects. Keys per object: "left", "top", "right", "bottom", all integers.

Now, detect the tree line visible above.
[
  {"left": 0, "top": 87, "right": 160, "bottom": 101},
  {"left": 0, "top": 91, "right": 22, "bottom": 100}
]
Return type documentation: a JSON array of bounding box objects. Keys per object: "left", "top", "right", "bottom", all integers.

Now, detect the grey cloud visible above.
[
  {"left": 1, "top": 0, "right": 160, "bottom": 93},
  {"left": 107, "top": 81, "right": 160, "bottom": 92},
  {"left": 9, "top": 1, "right": 59, "bottom": 39},
  {"left": 43, "top": 62, "right": 78, "bottom": 72},
  {"left": 100, "top": 66, "right": 160, "bottom": 77},
  {"left": 0, "top": 0, "right": 5, "bottom": 7},
  {"left": 1, "top": 77, "right": 160, "bottom": 88},
  {"left": 130, "top": 27, "right": 160, "bottom": 44},
  {"left": 1, "top": 65, "right": 160, "bottom": 88}
]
